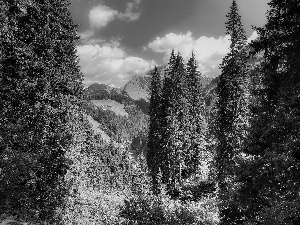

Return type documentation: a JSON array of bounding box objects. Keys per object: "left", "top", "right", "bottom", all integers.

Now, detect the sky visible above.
[{"left": 70, "top": 0, "right": 270, "bottom": 88}]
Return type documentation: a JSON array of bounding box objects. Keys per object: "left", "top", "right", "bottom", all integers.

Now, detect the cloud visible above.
[
  {"left": 147, "top": 31, "right": 231, "bottom": 77},
  {"left": 79, "top": 0, "right": 142, "bottom": 41},
  {"left": 147, "top": 31, "right": 258, "bottom": 77},
  {"left": 89, "top": 5, "right": 119, "bottom": 30},
  {"left": 76, "top": 0, "right": 147, "bottom": 87},
  {"left": 79, "top": 34, "right": 123, "bottom": 46},
  {"left": 77, "top": 44, "right": 155, "bottom": 87},
  {"left": 78, "top": 30, "right": 98, "bottom": 41},
  {"left": 118, "top": 0, "right": 142, "bottom": 21}
]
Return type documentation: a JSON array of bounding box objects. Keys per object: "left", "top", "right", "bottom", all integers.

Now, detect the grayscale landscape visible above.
[{"left": 1, "top": 0, "right": 300, "bottom": 224}]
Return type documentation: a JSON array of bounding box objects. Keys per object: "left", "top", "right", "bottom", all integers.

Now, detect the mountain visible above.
[
  {"left": 122, "top": 65, "right": 214, "bottom": 114},
  {"left": 123, "top": 74, "right": 151, "bottom": 101},
  {"left": 83, "top": 81, "right": 149, "bottom": 155},
  {"left": 90, "top": 100, "right": 128, "bottom": 117},
  {"left": 84, "top": 65, "right": 216, "bottom": 127},
  {"left": 123, "top": 65, "right": 213, "bottom": 103},
  {"left": 85, "top": 65, "right": 215, "bottom": 114},
  {"left": 123, "top": 65, "right": 167, "bottom": 101},
  {"left": 85, "top": 83, "right": 131, "bottom": 102}
]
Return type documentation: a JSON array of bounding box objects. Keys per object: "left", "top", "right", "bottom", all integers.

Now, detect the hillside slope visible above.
[{"left": 90, "top": 100, "right": 128, "bottom": 117}]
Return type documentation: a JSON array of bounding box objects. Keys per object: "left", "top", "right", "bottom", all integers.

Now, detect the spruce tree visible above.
[
  {"left": 214, "top": 0, "right": 248, "bottom": 223},
  {"left": 150, "top": 51, "right": 206, "bottom": 197},
  {"left": 184, "top": 53, "right": 206, "bottom": 178},
  {"left": 0, "top": 0, "right": 83, "bottom": 222},
  {"left": 147, "top": 66, "right": 162, "bottom": 194},
  {"left": 159, "top": 50, "right": 175, "bottom": 188},
  {"left": 173, "top": 53, "right": 188, "bottom": 192},
  {"left": 159, "top": 51, "right": 187, "bottom": 196},
  {"left": 237, "top": 1, "right": 300, "bottom": 223}
]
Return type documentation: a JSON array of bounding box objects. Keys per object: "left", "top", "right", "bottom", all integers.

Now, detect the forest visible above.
[{"left": 1, "top": 0, "right": 300, "bottom": 224}]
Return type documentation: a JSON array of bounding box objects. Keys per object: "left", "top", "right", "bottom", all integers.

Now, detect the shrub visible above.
[{"left": 119, "top": 188, "right": 219, "bottom": 225}]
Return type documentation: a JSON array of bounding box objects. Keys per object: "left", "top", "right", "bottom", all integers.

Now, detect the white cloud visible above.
[
  {"left": 148, "top": 32, "right": 195, "bottom": 55},
  {"left": 147, "top": 31, "right": 258, "bottom": 77},
  {"left": 89, "top": 5, "right": 119, "bottom": 30},
  {"left": 78, "top": 30, "right": 95, "bottom": 40},
  {"left": 79, "top": 0, "right": 142, "bottom": 41},
  {"left": 79, "top": 35, "right": 123, "bottom": 46},
  {"left": 147, "top": 31, "right": 231, "bottom": 77},
  {"left": 76, "top": 0, "right": 148, "bottom": 87},
  {"left": 77, "top": 44, "right": 155, "bottom": 87}
]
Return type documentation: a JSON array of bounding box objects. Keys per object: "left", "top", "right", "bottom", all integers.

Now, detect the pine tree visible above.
[
  {"left": 237, "top": 1, "right": 300, "bottom": 223},
  {"left": 0, "top": 0, "right": 83, "bottom": 222},
  {"left": 149, "top": 51, "right": 207, "bottom": 197},
  {"left": 147, "top": 66, "right": 162, "bottom": 194},
  {"left": 184, "top": 53, "right": 206, "bottom": 178},
  {"left": 159, "top": 50, "right": 175, "bottom": 188},
  {"left": 214, "top": 0, "right": 248, "bottom": 223},
  {"left": 173, "top": 53, "right": 188, "bottom": 192},
  {"left": 159, "top": 51, "right": 187, "bottom": 196}
]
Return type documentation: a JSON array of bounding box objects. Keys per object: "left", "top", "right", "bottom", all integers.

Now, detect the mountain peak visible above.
[{"left": 123, "top": 74, "right": 151, "bottom": 101}]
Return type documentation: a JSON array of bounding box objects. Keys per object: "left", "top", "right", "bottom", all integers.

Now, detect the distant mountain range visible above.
[
  {"left": 123, "top": 65, "right": 214, "bottom": 103},
  {"left": 86, "top": 65, "right": 214, "bottom": 101},
  {"left": 84, "top": 65, "right": 215, "bottom": 116}
]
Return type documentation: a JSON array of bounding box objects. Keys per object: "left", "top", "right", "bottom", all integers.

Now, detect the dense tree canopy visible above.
[
  {"left": 146, "top": 50, "right": 207, "bottom": 197},
  {"left": 237, "top": 0, "right": 300, "bottom": 223},
  {"left": 0, "top": 0, "right": 83, "bottom": 222},
  {"left": 213, "top": 0, "right": 249, "bottom": 223}
]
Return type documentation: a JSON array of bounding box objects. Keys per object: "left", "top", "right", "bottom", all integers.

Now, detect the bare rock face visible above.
[
  {"left": 123, "top": 65, "right": 167, "bottom": 102},
  {"left": 123, "top": 74, "right": 151, "bottom": 101}
]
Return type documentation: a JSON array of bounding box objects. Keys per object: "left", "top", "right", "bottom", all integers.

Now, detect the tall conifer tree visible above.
[
  {"left": 160, "top": 51, "right": 187, "bottom": 196},
  {"left": 150, "top": 51, "right": 205, "bottom": 197},
  {"left": 214, "top": 0, "right": 248, "bottom": 223},
  {"left": 184, "top": 53, "right": 206, "bottom": 178},
  {"left": 147, "top": 66, "right": 162, "bottom": 194},
  {"left": 160, "top": 50, "right": 176, "bottom": 189},
  {"left": 237, "top": 1, "right": 300, "bottom": 223},
  {"left": 173, "top": 53, "right": 188, "bottom": 191},
  {"left": 0, "top": 0, "right": 83, "bottom": 221}
]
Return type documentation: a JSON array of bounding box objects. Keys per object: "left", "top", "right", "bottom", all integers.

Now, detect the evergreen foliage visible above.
[
  {"left": 159, "top": 50, "right": 177, "bottom": 193},
  {"left": 159, "top": 52, "right": 188, "bottom": 196},
  {"left": 237, "top": 0, "right": 300, "bottom": 223},
  {"left": 63, "top": 113, "right": 148, "bottom": 224},
  {"left": 3, "top": 0, "right": 300, "bottom": 223},
  {"left": 120, "top": 186, "right": 219, "bottom": 225},
  {"left": 0, "top": 0, "right": 83, "bottom": 222},
  {"left": 147, "top": 66, "right": 163, "bottom": 194},
  {"left": 147, "top": 50, "right": 207, "bottom": 198},
  {"left": 185, "top": 53, "right": 206, "bottom": 179},
  {"left": 213, "top": 0, "right": 249, "bottom": 223}
]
